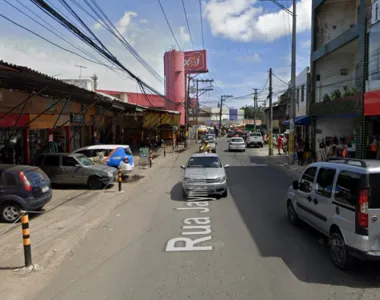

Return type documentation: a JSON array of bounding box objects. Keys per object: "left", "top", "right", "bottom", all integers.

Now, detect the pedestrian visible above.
[
  {"left": 297, "top": 136, "right": 305, "bottom": 166},
  {"left": 277, "top": 134, "right": 283, "bottom": 155}
]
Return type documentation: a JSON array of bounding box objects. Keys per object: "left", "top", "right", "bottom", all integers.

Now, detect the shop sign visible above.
[
  {"left": 371, "top": 0, "right": 380, "bottom": 26},
  {"left": 0, "top": 114, "right": 29, "bottom": 127},
  {"left": 139, "top": 147, "right": 150, "bottom": 166},
  {"left": 71, "top": 114, "right": 85, "bottom": 124}
]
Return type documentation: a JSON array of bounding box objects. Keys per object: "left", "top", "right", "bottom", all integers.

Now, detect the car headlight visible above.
[
  {"left": 216, "top": 176, "right": 226, "bottom": 182},
  {"left": 184, "top": 177, "right": 192, "bottom": 183}
]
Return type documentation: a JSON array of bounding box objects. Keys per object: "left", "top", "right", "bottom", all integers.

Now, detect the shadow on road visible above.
[
  {"left": 226, "top": 163, "right": 380, "bottom": 287},
  {"left": 170, "top": 182, "right": 184, "bottom": 201}
]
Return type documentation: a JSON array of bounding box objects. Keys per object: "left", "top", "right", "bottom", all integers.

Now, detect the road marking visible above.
[{"left": 165, "top": 200, "right": 213, "bottom": 252}]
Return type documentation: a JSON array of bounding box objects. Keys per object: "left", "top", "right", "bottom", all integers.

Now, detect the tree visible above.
[{"left": 241, "top": 105, "right": 264, "bottom": 120}]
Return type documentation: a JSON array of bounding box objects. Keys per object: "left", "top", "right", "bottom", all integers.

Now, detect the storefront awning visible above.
[{"left": 282, "top": 115, "right": 310, "bottom": 126}]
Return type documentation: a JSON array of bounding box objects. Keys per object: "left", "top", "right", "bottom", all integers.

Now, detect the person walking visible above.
[{"left": 297, "top": 136, "right": 305, "bottom": 166}]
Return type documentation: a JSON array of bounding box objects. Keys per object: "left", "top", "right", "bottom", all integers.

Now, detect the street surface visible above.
[{"left": 29, "top": 138, "right": 380, "bottom": 300}]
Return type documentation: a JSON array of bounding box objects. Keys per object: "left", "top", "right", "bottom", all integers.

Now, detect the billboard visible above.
[{"left": 184, "top": 50, "right": 207, "bottom": 73}]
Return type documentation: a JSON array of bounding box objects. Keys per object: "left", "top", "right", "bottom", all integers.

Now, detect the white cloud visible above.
[
  {"left": 237, "top": 53, "right": 261, "bottom": 63},
  {"left": 116, "top": 11, "right": 138, "bottom": 35},
  {"left": 140, "top": 19, "right": 149, "bottom": 24},
  {"left": 204, "top": 0, "right": 311, "bottom": 42},
  {"left": 301, "top": 39, "right": 311, "bottom": 48},
  {"left": 179, "top": 26, "right": 190, "bottom": 42},
  {"left": 93, "top": 20, "right": 105, "bottom": 30}
]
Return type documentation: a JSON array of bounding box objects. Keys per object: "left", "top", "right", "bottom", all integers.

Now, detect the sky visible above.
[{"left": 0, "top": 0, "right": 312, "bottom": 109}]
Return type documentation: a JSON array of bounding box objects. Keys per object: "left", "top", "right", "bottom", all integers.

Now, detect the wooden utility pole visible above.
[{"left": 269, "top": 68, "right": 273, "bottom": 156}]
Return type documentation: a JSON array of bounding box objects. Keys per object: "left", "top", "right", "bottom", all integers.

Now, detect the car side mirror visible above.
[
  {"left": 75, "top": 164, "right": 82, "bottom": 168},
  {"left": 292, "top": 180, "right": 299, "bottom": 190},
  {"left": 224, "top": 164, "right": 230, "bottom": 168},
  {"left": 180, "top": 165, "right": 186, "bottom": 169}
]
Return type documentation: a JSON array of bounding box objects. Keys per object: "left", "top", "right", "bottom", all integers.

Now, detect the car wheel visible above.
[
  {"left": 221, "top": 189, "right": 228, "bottom": 198},
  {"left": 330, "top": 231, "right": 353, "bottom": 269},
  {"left": 182, "top": 189, "right": 188, "bottom": 199},
  {"left": 243, "top": 149, "right": 246, "bottom": 152},
  {"left": 287, "top": 201, "right": 299, "bottom": 226},
  {"left": 87, "top": 176, "right": 103, "bottom": 190},
  {"left": 1, "top": 202, "right": 22, "bottom": 223}
]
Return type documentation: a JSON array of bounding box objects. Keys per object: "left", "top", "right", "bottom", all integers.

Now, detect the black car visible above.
[{"left": 0, "top": 165, "right": 52, "bottom": 223}]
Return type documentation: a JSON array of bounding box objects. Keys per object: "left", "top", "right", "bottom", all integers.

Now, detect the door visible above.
[
  {"left": 60, "top": 156, "right": 84, "bottom": 184},
  {"left": 294, "top": 166, "right": 317, "bottom": 221},
  {"left": 313, "top": 167, "right": 336, "bottom": 233},
  {"left": 41, "top": 155, "right": 60, "bottom": 183}
]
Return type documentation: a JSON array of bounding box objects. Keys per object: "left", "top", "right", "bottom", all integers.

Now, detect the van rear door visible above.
[{"left": 368, "top": 173, "right": 380, "bottom": 252}]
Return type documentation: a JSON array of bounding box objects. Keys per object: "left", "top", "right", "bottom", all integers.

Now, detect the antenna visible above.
[{"left": 74, "top": 65, "right": 87, "bottom": 79}]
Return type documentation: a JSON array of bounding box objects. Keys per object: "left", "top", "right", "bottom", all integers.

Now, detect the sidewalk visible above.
[{"left": 0, "top": 143, "right": 197, "bottom": 300}]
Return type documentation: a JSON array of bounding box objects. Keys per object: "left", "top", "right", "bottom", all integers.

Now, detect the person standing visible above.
[
  {"left": 277, "top": 134, "right": 283, "bottom": 155},
  {"left": 297, "top": 136, "right": 305, "bottom": 166}
]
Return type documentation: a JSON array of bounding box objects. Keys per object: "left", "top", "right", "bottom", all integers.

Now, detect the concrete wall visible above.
[
  {"left": 316, "top": 0, "right": 359, "bottom": 48},
  {"left": 315, "top": 40, "right": 359, "bottom": 103},
  {"left": 295, "top": 67, "right": 309, "bottom": 116}
]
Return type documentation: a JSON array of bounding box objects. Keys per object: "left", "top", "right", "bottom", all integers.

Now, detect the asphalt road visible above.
[{"left": 31, "top": 138, "right": 380, "bottom": 300}]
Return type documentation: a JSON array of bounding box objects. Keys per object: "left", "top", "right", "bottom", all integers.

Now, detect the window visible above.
[
  {"left": 62, "top": 157, "right": 78, "bottom": 167},
  {"left": 300, "top": 167, "right": 317, "bottom": 193},
  {"left": 301, "top": 85, "right": 305, "bottom": 102},
  {"left": 369, "top": 173, "right": 380, "bottom": 208},
  {"left": 315, "top": 168, "right": 336, "bottom": 198},
  {"left": 3, "top": 172, "right": 17, "bottom": 186},
  {"left": 124, "top": 147, "right": 132, "bottom": 155},
  {"left": 43, "top": 156, "right": 60, "bottom": 166},
  {"left": 187, "top": 157, "right": 222, "bottom": 168},
  {"left": 335, "top": 171, "right": 361, "bottom": 207}
]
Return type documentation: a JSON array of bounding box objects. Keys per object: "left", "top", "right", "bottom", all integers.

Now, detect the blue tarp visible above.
[{"left": 282, "top": 115, "right": 310, "bottom": 125}]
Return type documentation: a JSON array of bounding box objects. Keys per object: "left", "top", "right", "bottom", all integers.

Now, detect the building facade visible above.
[{"left": 310, "top": 0, "right": 369, "bottom": 160}]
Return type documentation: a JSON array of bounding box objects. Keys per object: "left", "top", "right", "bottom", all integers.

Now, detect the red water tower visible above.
[{"left": 164, "top": 50, "right": 185, "bottom": 125}]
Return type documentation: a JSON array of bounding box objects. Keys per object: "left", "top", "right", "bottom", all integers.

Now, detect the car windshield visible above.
[
  {"left": 231, "top": 138, "right": 243, "bottom": 142},
  {"left": 187, "top": 157, "right": 222, "bottom": 168},
  {"left": 76, "top": 155, "right": 95, "bottom": 166}
]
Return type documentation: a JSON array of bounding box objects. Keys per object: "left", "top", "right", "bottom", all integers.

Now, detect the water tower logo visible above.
[{"left": 184, "top": 50, "right": 208, "bottom": 73}]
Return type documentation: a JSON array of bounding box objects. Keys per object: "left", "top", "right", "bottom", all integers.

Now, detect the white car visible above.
[
  {"left": 72, "top": 144, "right": 134, "bottom": 174},
  {"left": 228, "top": 137, "right": 246, "bottom": 152},
  {"left": 247, "top": 132, "right": 263, "bottom": 148}
]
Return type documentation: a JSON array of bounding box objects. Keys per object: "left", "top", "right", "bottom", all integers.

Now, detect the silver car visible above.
[
  {"left": 228, "top": 137, "right": 246, "bottom": 152},
  {"left": 181, "top": 153, "right": 229, "bottom": 199},
  {"left": 32, "top": 153, "right": 118, "bottom": 190}
]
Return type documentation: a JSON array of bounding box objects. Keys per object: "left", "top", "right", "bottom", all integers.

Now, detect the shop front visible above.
[
  {"left": 28, "top": 114, "right": 71, "bottom": 162},
  {"left": 313, "top": 115, "right": 356, "bottom": 161},
  {"left": 70, "top": 113, "right": 90, "bottom": 151},
  {"left": 0, "top": 114, "right": 29, "bottom": 164}
]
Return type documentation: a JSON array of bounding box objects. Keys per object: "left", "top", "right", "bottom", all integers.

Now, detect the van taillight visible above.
[
  {"left": 358, "top": 189, "right": 368, "bottom": 228},
  {"left": 123, "top": 157, "right": 129, "bottom": 163},
  {"left": 19, "top": 171, "right": 32, "bottom": 191}
]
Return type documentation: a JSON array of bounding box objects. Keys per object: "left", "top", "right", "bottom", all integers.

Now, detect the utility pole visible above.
[
  {"left": 185, "top": 74, "right": 191, "bottom": 148},
  {"left": 74, "top": 65, "right": 87, "bottom": 79},
  {"left": 219, "top": 95, "right": 233, "bottom": 129},
  {"left": 253, "top": 88, "right": 259, "bottom": 132},
  {"left": 194, "top": 79, "right": 213, "bottom": 142},
  {"left": 269, "top": 68, "right": 273, "bottom": 156},
  {"left": 288, "top": 0, "right": 297, "bottom": 164}
]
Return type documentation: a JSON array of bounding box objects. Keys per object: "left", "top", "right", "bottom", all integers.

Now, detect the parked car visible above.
[
  {"left": 228, "top": 137, "right": 246, "bottom": 152},
  {"left": 73, "top": 144, "right": 134, "bottom": 175},
  {"left": 180, "top": 153, "right": 229, "bottom": 199},
  {"left": 0, "top": 164, "right": 52, "bottom": 223},
  {"left": 32, "top": 153, "right": 117, "bottom": 190},
  {"left": 286, "top": 158, "right": 380, "bottom": 269},
  {"left": 247, "top": 132, "right": 264, "bottom": 148}
]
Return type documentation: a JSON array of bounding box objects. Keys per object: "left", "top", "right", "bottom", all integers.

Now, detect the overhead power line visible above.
[
  {"left": 181, "top": 0, "right": 194, "bottom": 49},
  {"left": 272, "top": 72, "right": 289, "bottom": 86},
  {"left": 157, "top": 0, "right": 181, "bottom": 51},
  {"left": 29, "top": 0, "right": 177, "bottom": 105},
  {"left": 199, "top": 0, "right": 205, "bottom": 49}
]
